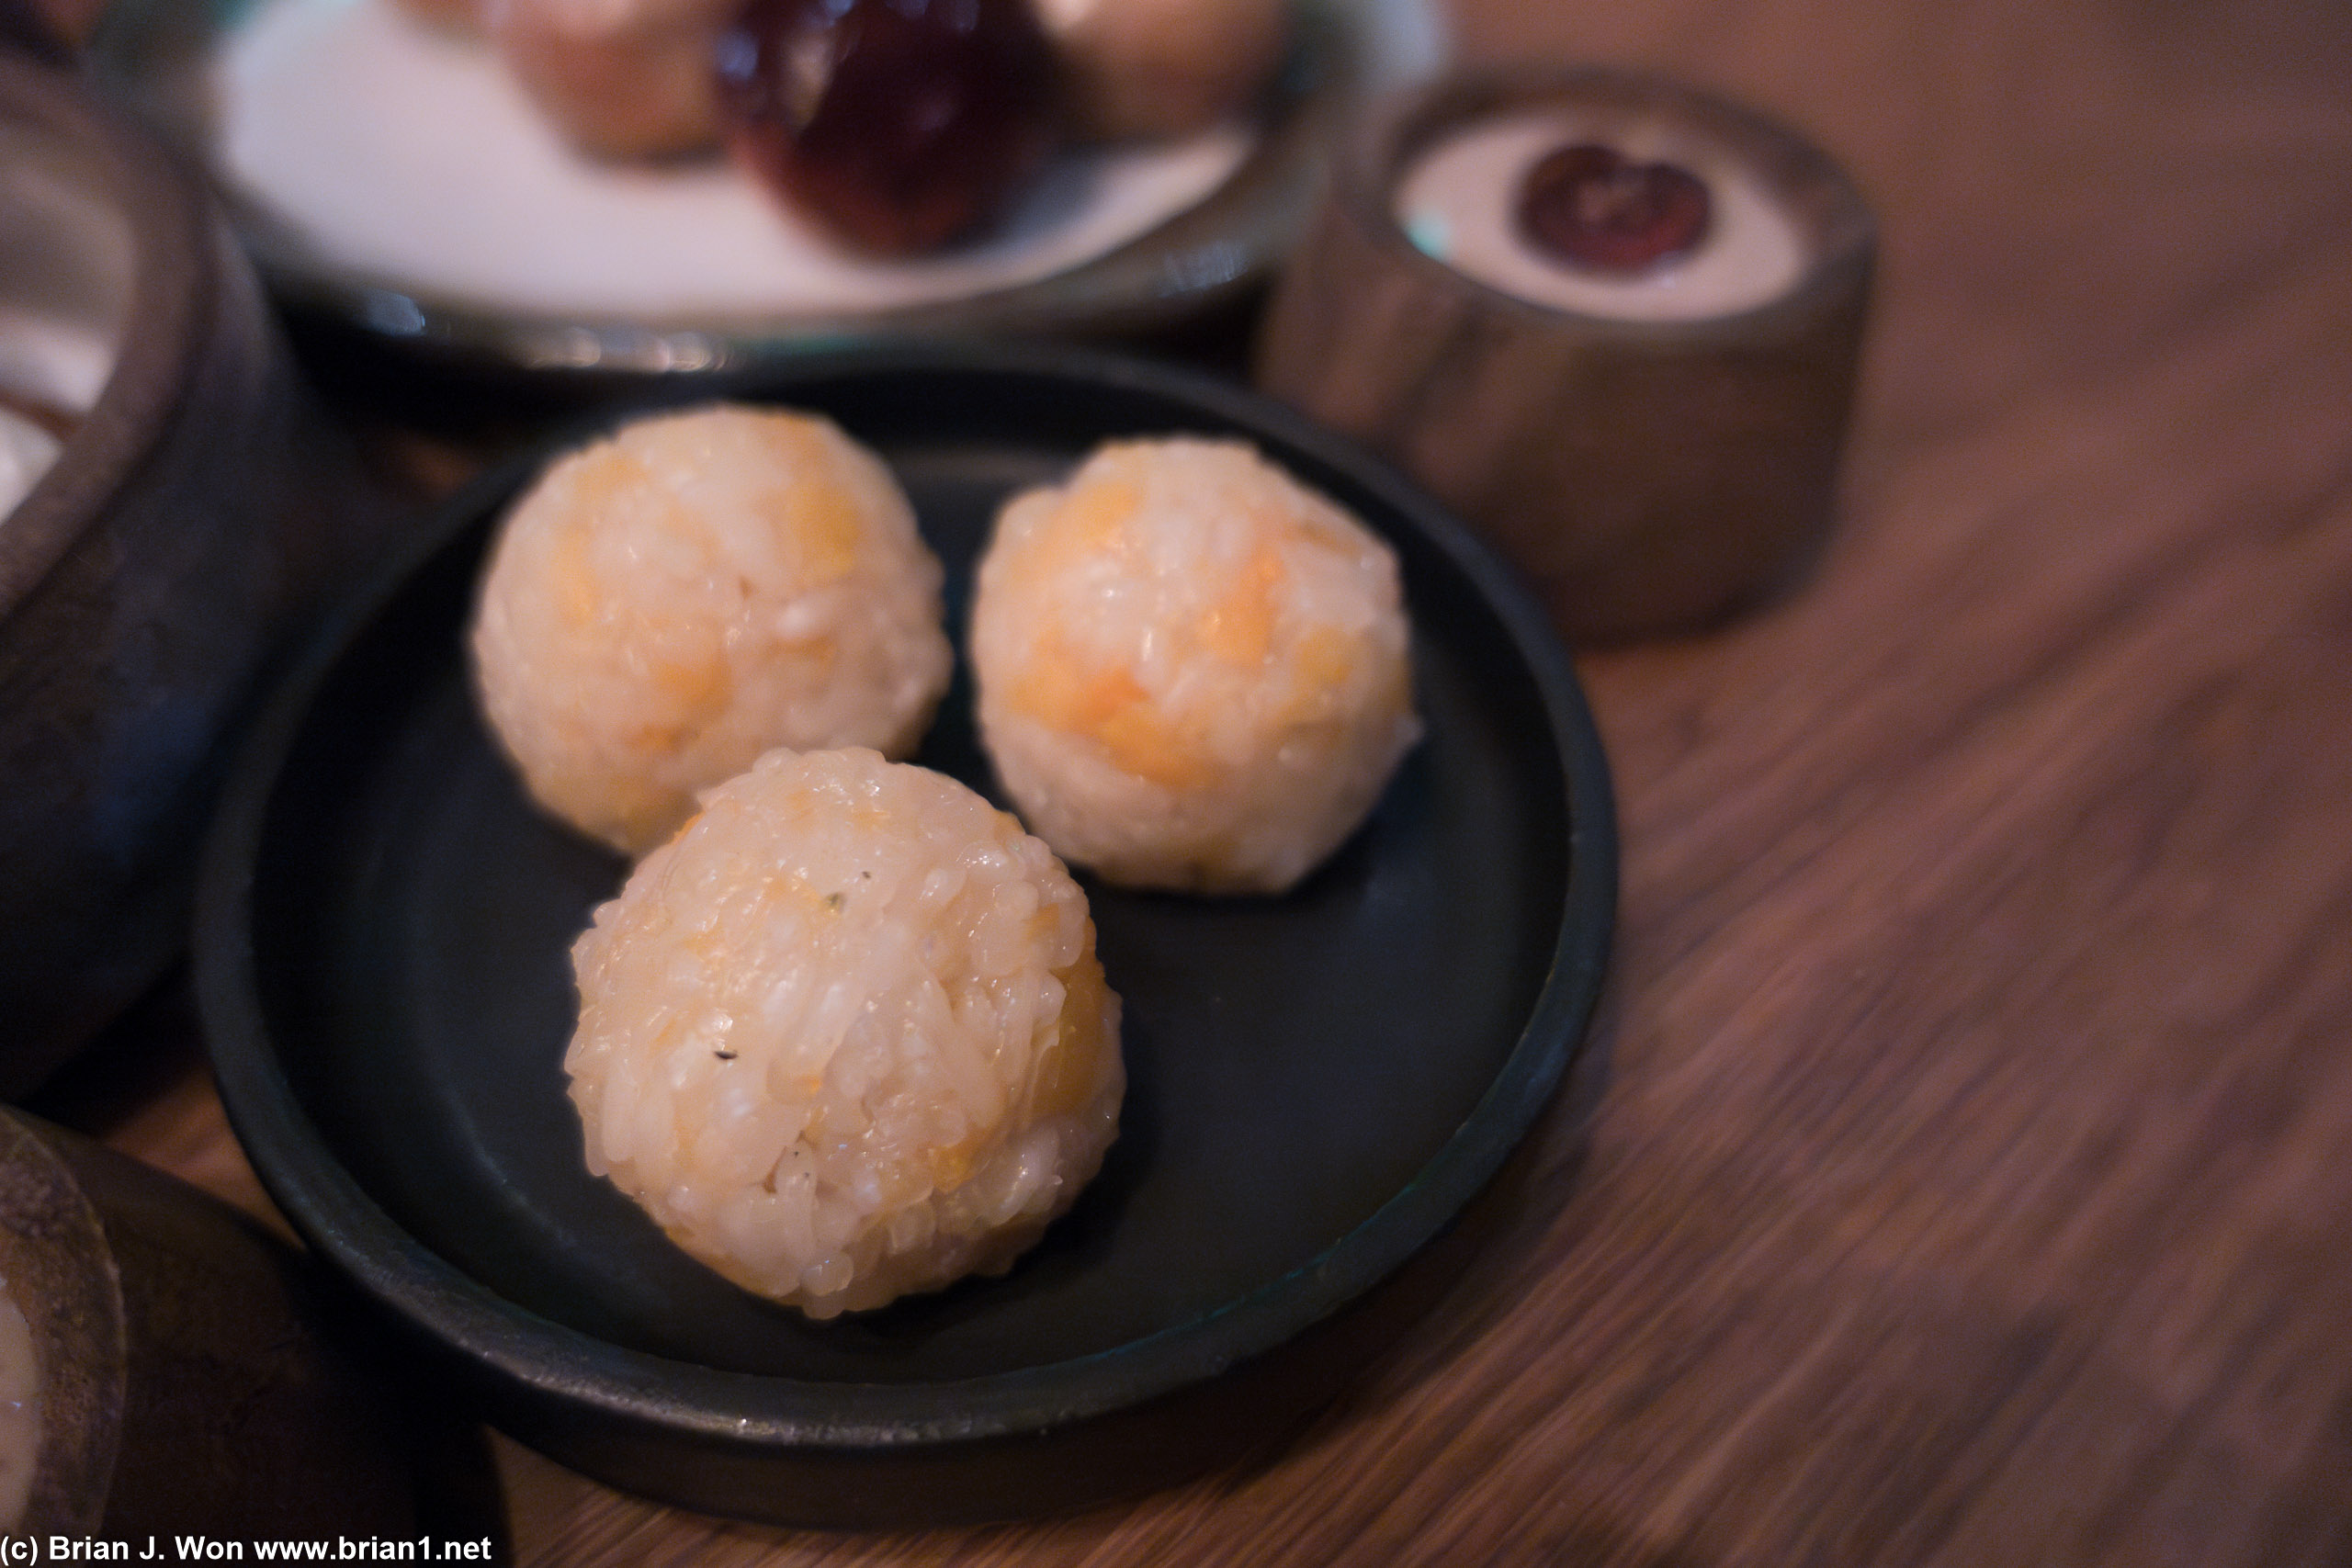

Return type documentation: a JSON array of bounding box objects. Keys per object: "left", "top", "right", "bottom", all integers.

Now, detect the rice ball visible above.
[
  {"left": 970, "top": 436, "right": 1419, "bottom": 895},
  {"left": 567, "top": 747, "right": 1124, "bottom": 1318},
  {"left": 471, "top": 403, "right": 954, "bottom": 856}
]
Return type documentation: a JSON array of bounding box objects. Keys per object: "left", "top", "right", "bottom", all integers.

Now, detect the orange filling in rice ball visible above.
[
  {"left": 470, "top": 403, "right": 953, "bottom": 856},
  {"left": 970, "top": 436, "right": 1420, "bottom": 895}
]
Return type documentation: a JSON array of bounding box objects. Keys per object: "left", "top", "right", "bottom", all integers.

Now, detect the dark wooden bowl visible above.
[
  {"left": 0, "top": 48, "right": 401, "bottom": 1094},
  {"left": 0, "top": 1106, "right": 490, "bottom": 1539}
]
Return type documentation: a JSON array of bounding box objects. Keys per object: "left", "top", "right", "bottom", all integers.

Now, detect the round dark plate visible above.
[{"left": 195, "top": 343, "right": 1613, "bottom": 1526}]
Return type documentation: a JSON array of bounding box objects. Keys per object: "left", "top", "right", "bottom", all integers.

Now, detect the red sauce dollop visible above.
[
  {"left": 1516, "top": 141, "right": 1712, "bottom": 275},
  {"left": 715, "top": 0, "right": 1063, "bottom": 255}
]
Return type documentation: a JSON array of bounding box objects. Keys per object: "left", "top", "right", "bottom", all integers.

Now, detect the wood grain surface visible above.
[{"left": 29, "top": 0, "right": 2352, "bottom": 1561}]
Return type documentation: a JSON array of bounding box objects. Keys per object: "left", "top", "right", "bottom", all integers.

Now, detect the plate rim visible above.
[{"left": 193, "top": 339, "right": 1615, "bottom": 1463}]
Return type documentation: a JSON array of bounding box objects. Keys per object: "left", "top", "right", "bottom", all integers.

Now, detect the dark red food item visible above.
[
  {"left": 1516, "top": 141, "right": 1712, "bottom": 275},
  {"left": 714, "top": 0, "right": 1063, "bottom": 255}
]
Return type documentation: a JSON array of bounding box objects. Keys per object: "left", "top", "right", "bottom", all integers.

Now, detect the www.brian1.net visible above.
[{"left": 11, "top": 1538, "right": 498, "bottom": 1562}]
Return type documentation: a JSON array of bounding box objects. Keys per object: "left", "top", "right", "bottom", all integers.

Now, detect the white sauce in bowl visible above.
[
  {"left": 0, "top": 1280, "right": 39, "bottom": 1531},
  {"left": 0, "top": 148, "right": 132, "bottom": 524},
  {"left": 0, "top": 410, "right": 63, "bottom": 520},
  {"left": 1390, "top": 107, "right": 1809, "bottom": 321},
  {"left": 0, "top": 308, "right": 113, "bottom": 415}
]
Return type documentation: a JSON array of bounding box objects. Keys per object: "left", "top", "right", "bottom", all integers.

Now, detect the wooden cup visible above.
[
  {"left": 1254, "top": 66, "right": 1874, "bottom": 642},
  {"left": 0, "top": 1110, "right": 428, "bottom": 1539},
  {"left": 0, "top": 51, "right": 403, "bottom": 1091}
]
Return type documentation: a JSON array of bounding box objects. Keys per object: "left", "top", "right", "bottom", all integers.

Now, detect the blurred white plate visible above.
[{"left": 87, "top": 0, "right": 1447, "bottom": 376}]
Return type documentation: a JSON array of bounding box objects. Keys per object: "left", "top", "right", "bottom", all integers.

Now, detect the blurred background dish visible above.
[
  {"left": 0, "top": 44, "right": 400, "bottom": 1096},
  {"left": 79, "top": 0, "right": 1447, "bottom": 403}
]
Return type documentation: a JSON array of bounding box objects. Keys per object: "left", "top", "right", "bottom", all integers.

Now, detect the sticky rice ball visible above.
[
  {"left": 970, "top": 436, "right": 1419, "bottom": 895},
  {"left": 471, "top": 403, "right": 954, "bottom": 856},
  {"left": 567, "top": 747, "right": 1124, "bottom": 1318}
]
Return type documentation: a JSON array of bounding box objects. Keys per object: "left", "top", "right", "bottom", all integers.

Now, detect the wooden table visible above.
[{"left": 31, "top": 0, "right": 2352, "bottom": 1560}]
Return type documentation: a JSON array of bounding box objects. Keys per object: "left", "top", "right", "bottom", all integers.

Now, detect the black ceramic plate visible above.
[{"left": 196, "top": 344, "right": 1613, "bottom": 1526}]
